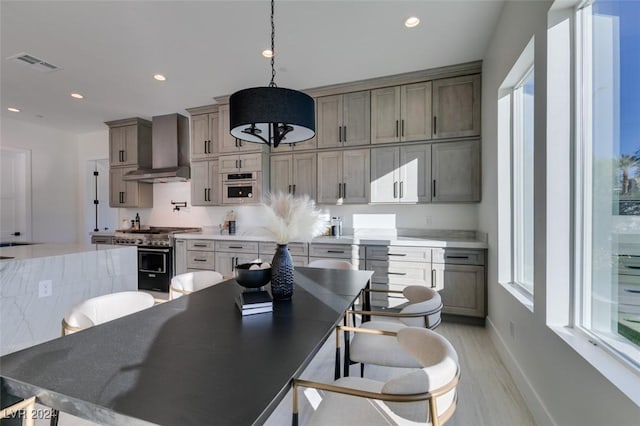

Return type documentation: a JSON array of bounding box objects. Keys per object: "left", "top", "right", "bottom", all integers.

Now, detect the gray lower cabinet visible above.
[
  {"left": 259, "top": 242, "right": 308, "bottom": 267},
  {"left": 309, "top": 243, "right": 365, "bottom": 270},
  {"left": 432, "top": 248, "right": 486, "bottom": 318},
  {"left": 174, "top": 239, "right": 187, "bottom": 275},
  {"left": 365, "top": 246, "right": 434, "bottom": 307},
  {"left": 214, "top": 241, "right": 260, "bottom": 277}
]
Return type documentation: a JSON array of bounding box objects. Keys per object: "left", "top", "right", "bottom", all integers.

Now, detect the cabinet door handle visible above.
[
  {"left": 388, "top": 253, "right": 407, "bottom": 257},
  {"left": 401, "top": 119, "right": 405, "bottom": 137},
  {"left": 327, "top": 250, "right": 344, "bottom": 254},
  {"left": 343, "top": 183, "right": 346, "bottom": 198},
  {"left": 292, "top": 184, "right": 296, "bottom": 195},
  {"left": 121, "top": 150, "right": 126, "bottom": 162},
  {"left": 204, "top": 188, "right": 208, "bottom": 202},
  {"left": 446, "top": 255, "right": 470, "bottom": 259},
  {"left": 204, "top": 140, "right": 208, "bottom": 154},
  {"left": 624, "top": 289, "right": 640, "bottom": 294},
  {"left": 433, "top": 180, "right": 437, "bottom": 198},
  {"left": 235, "top": 160, "right": 238, "bottom": 169},
  {"left": 231, "top": 257, "right": 235, "bottom": 271},
  {"left": 239, "top": 159, "right": 242, "bottom": 169},
  {"left": 431, "top": 269, "right": 436, "bottom": 288},
  {"left": 194, "top": 258, "right": 207, "bottom": 262},
  {"left": 193, "top": 244, "right": 207, "bottom": 248},
  {"left": 122, "top": 191, "right": 126, "bottom": 204},
  {"left": 229, "top": 246, "right": 244, "bottom": 249},
  {"left": 393, "top": 181, "right": 398, "bottom": 198},
  {"left": 208, "top": 188, "right": 212, "bottom": 202},
  {"left": 399, "top": 181, "right": 404, "bottom": 199},
  {"left": 288, "top": 184, "right": 292, "bottom": 194},
  {"left": 395, "top": 120, "right": 399, "bottom": 137},
  {"left": 388, "top": 272, "right": 407, "bottom": 276},
  {"left": 624, "top": 265, "right": 640, "bottom": 269},
  {"left": 338, "top": 183, "right": 342, "bottom": 198},
  {"left": 343, "top": 126, "right": 347, "bottom": 143},
  {"left": 433, "top": 116, "right": 437, "bottom": 134},
  {"left": 338, "top": 126, "right": 342, "bottom": 143},
  {"left": 235, "top": 139, "right": 238, "bottom": 148}
]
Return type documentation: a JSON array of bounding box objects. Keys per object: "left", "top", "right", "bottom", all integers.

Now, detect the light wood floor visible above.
[{"left": 37, "top": 322, "right": 535, "bottom": 426}]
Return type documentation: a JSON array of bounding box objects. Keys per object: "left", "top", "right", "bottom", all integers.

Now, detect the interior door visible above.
[{"left": 0, "top": 148, "right": 31, "bottom": 242}]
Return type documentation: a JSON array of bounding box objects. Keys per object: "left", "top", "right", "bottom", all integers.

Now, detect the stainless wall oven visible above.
[
  {"left": 222, "top": 172, "right": 262, "bottom": 204},
  {"left": 138, "top": 247, "right": 173, "bottom": 292}
]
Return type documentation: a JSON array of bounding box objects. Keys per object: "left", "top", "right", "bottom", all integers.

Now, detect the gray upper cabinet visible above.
[
  {"left": 106, "top": 118, "right": 153, "bottom": 208},
  {"left": 317, "top": 149, "right": 369, "bottom": 204},
  {"left": 218, "top": 104, "right": 267, "bottom": 154},
  {"left": 191, "top": 112, "right": 218, "bottom": 160},
  {"left": 432, "top": 74, "right": 481, "bottom": 139},
  {"left": 107, "top": 119, "right": 152, "bottom": 168},
  {"left": 317, "top": 91, "right": 370, "bottom": 149},
  {"left": 371, "top": 82, "right": 432, "bottom": 144},
  {"left": 191, "top": 159, "right": 219, "bottom": 206},
  {"left": 370, "top": 144, "right": 431, "bottom": 203},
  {"left": 270, "top": 100, "right": 318, "bottom": 153},
  {"left": 431, "top": 140, "right": 481, "bottom": 202},
  {"left": 109, "top": 166, "right": 152, "bottom": 208},
  {"left": 270, "top": 153, "right": 317, "bottom": 199}
]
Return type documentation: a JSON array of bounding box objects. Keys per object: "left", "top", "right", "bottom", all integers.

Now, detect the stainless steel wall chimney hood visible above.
[{"left": 124, "top": 113, "right": 190, "bottom": 183}]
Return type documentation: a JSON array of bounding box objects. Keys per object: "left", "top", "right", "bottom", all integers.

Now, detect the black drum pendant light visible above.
[{"left": 229, "top": 0, "right": 315, "bottom": 148}]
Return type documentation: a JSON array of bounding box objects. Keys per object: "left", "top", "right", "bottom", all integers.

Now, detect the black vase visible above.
[{"left": 271, "top": 244, "right": 294, "bottom": 300}]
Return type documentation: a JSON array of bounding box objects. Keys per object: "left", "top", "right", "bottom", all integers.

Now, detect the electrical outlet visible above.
[
  {"left": 509, "top": 321, "right": 515, "bottom": 339},
  {"left": 38, "top": 280, "right": 52, "bottom": 298},
  {"left": 425, "top": 216, "right": 433, "bottom": 226}
]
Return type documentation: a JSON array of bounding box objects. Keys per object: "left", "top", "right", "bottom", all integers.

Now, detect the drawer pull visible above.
[
  {"left": 624, "top": 289, "right": 640, "bottom": 294},
  {"left": 229, "top": 246, "right": 243, "bottom": 249},
  {"left": 193, "top": 244, "right": 208, "bottom": 247},
  {"left": 446, "top": 255, "right": 470, "bottom": 259},
  {"left": 194, "top": 258, "right": 207, "bottom": 262},
  {"left": 388, "top": 253, "right": 407, "bottom": 257},
  {"left": 388, "top": 272, "right": 407, "bottom": 276},
  {"left": 327, "top": 250, "right": 345, "bottom": 254},
  {"left": 624, "top": 265, "right": 640, "bottom": 269}
]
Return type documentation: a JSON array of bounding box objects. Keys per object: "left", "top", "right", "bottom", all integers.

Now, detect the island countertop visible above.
[{"left": 0, "top": 243, "right": 129, "bottom": 262}]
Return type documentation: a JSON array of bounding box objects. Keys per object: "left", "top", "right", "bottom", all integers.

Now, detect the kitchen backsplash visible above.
[{"left": 119, "top": 181, "right": 479, "bottom": 235}]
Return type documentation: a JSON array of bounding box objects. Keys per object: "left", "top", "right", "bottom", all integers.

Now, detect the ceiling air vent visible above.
[{"left": 7, "top": 53, "right": 60, "bottom": 72}]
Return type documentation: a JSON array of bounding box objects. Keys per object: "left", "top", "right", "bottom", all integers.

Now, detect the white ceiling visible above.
[{"left": 0, "top": 0, "right": 504, "bottom": 134}]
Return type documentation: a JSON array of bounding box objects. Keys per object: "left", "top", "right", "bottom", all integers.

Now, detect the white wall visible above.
[
  {"left": 479, "top": 1, "right": 640, "bottom": 424},
  {"left": 1, "top": 117, "right": 78, "bottom": 242}
]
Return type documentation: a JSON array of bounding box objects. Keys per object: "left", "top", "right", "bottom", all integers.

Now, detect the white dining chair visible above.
[
  {"left": 62, "top": 291, "right": 155, "bottom": 335},
  {"left": 307, "top": 259, "right": 354, "bottom": 270},
  {"left": 169, "top": 270, "right": 226, "bottom": 300},
  {"left": 294, "top": 327, "right": 460, "bottom": 426},
  {"left": 340, "top": 285, "right": 443, "bottom": 378}
]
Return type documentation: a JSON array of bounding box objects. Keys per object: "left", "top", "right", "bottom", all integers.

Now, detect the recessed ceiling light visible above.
[
  {"left": 71, "top": 93, "right": 84, "bottom": 99},
  {"left": 153, "top": 74, "right": 167, "bottom": 81},
  {"left": 7, "top": 107, "right": 20, "bottom": 112},
  {"left": 262, "top": 49, "right": 273, "bottom": 58},
  {"left": 405, "top": 16, "right": 420, "bottom": 28}
]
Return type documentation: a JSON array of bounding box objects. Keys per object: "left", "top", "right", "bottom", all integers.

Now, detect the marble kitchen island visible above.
[{"left": 0, "top": 243, "right": 137, "bottom": 356}]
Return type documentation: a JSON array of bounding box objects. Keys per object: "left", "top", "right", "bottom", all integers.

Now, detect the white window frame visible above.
[
  {"left": 498, "top": 38, "right": 536, "bottom": 309},
  {"left": 546, "top": 0, "right": 640, "bottom": 406}
]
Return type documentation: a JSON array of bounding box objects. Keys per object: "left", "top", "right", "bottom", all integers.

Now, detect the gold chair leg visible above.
[{"left": 292, "top": 381, "right": 299, "bottom": 426}]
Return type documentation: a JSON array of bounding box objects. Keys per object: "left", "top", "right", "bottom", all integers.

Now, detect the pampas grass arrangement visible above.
[{"left": 258, "top": 192, "right": 327, "bottom": 244}]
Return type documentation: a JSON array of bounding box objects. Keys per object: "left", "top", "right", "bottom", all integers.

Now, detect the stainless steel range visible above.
[{"left": 114, "top": 227, "right": 201, "bottom": 292}]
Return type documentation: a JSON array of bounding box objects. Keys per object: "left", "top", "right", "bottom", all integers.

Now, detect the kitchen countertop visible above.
[
  {"left": 173, "top": 232, "right": 488, "bottom": 249},
  {"left": 0, "top": 243, "right": 129, "bottom": 262}
]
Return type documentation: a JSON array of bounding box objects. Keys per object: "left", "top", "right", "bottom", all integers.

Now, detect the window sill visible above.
[
  {"left": 499, "top": 281, "right": 534, "bottom": 312},
  {"left": 548, "top": 325, "right": 640, "bottom": 407}
]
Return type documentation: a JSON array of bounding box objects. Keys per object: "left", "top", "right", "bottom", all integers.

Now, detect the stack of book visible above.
[{"left": 235, "top": 290, "right": 273, "bottom": 316}]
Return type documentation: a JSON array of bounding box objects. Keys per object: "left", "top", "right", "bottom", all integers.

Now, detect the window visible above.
[
  {"left": 498, "top": 39, "right": 535, "bottom": 302},
  {"left": 576, "top": 0, "right": 640, "bottom": 366}
]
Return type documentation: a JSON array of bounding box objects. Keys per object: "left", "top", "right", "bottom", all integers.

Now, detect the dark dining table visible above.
[{"left": 0, "top": 267, "right": 372, "bottom": 426}]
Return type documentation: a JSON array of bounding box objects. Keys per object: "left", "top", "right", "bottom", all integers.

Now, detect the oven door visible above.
[
  {"left": 222, "top": 181, "right": 259, "bottom": 204},
  {"left": 138, "top": 247, "right": 173, "bottom": 292}
]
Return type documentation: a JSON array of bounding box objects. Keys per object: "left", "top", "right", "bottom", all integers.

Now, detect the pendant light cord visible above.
[{"left": 269, "top": 0, "right": 277, "bottom": 87}]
